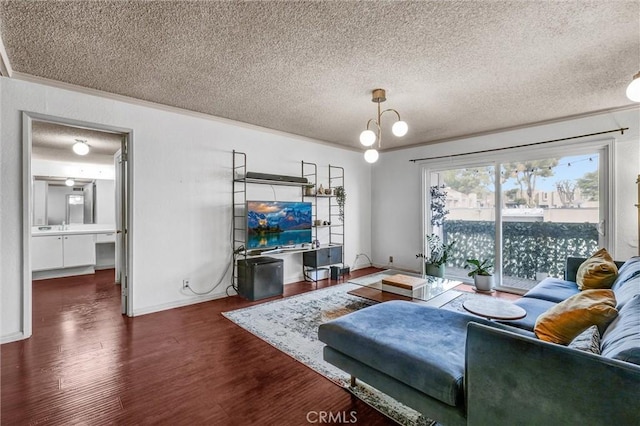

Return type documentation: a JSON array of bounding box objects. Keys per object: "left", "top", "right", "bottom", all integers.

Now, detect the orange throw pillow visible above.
[
  {"left": 534, "top": 289, "right": 618, "bottom": 345},
  {"left": 576, "top": 248, "right": 618, "bottom": 290}
]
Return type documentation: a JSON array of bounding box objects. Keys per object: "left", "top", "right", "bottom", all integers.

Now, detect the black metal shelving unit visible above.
[
  {"left": 232, "top": 151, "right": 310, "bottom": 289},
  {"left": 301, "top": 161, "right": 345, "bottom": 283},
  {"left": 231, "top": 151, "right": 345, "bottom": 289}
]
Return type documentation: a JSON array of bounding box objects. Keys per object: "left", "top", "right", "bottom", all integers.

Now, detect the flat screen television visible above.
[{"left": 246, "top": 201, "right": 313, "bottom": 250}]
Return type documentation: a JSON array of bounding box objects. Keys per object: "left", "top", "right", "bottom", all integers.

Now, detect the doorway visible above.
[{"left": 22, "top": 112, "right": 133, "bottom": 337}]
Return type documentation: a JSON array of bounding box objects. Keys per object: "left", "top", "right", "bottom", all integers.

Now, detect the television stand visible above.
[{"left": 232, "top": 151, "right": 345, "bottom": 288}]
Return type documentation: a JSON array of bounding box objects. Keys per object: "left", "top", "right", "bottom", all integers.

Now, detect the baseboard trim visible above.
[
  {"left": 1, "top": 331, "right": 26, "bottom": 344},
  {"left": 132, "top": 291, "right": 228, "bottom": 316},
  {"left": 95, "top": 264, "right": 116, "bottom": 271},
  {"left": 33, "top": 266, "right": 95, "bottom": 280}
]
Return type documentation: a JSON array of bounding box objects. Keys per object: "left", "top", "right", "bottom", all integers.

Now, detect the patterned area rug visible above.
[{"left": 222, "top": 284, "right": 498, "bottom": 425}]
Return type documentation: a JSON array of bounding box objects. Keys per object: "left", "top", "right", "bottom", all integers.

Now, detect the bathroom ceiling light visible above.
[
  {"left": 72, "top": 139, "right": 90, "bottom": 156},
  {"left": 626, "top": 70, "right": 640, "bottom": 102},
  {"left": 359, "top": 88, "right": 408, "bottom": 163},
  {"left": 65, "top": 178, "right": 75, "bottom": 186}
]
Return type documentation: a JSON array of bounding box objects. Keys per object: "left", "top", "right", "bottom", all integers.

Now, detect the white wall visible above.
[
  {"left": 32, "top": 179, "right": 47, "bottom": 225},
  {"left": 0, "top": 77, "right": 372, "bottom": 341},
  {"left": 95, "top": 179, "right": 115, "bottom": 225},
  {"left": 32, "top": 158, "right": 116, "bottom": 180},
  {"left": 372, "top": 108, "right": 640, "bottom": 272}
]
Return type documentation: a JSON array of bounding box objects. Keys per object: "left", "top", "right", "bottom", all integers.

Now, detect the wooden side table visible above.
[{"left": 462, "top": 297, "right": 526, "bottom": 320}]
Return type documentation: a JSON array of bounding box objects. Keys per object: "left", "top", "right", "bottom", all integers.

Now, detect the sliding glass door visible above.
[
  {"left": 428, "top": 165, "right": 496, "bottom": 282},
  {"left": 499, "top": 152, "right": 602, "bottom": 291},
  {"left": 425, "top": 143, "right": 609, "bottom": 292}
]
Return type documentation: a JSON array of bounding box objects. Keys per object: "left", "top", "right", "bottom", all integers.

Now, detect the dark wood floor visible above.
[{"left": 1, "top": 268, "right": 399, "bottom": 425}]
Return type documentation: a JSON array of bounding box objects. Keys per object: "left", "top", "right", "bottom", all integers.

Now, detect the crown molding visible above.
[
  {"left": 9, "top": 71, "right": 362, "bottom": 153},
  {"left": 383, "top": 104, "right": 640, "bottom": 153}
]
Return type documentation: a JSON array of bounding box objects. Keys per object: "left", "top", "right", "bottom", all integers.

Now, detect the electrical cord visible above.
[
  {"left": 184, "top": 211, "right": 237, "bottom": 296},
  {"left": 352, "top": 253, "right": 373, "bottom": 269},
  {"left": 186, "top": 257, "right": 232, "bottom": 296},
  {"left": 225, "top": 247, "right": 243, "bottom": 296}
]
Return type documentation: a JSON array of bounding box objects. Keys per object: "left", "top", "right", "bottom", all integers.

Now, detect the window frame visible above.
[{"left": 421, "top": 138, "right": 614, "bottom": 289}]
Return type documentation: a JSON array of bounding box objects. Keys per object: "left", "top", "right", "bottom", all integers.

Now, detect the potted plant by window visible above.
[
  {"left": 465, "top": 258, "right": 494, "bottom": 292},
  {"left": 416, "top": 234, "right": 455, "bottom": 278}
]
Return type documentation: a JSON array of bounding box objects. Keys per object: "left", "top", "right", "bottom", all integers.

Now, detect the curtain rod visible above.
[{"left": 409, "top": 127, "right": 628, "bottom": 163}]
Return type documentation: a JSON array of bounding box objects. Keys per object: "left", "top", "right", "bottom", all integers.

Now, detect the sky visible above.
[{"left": 503, "top": 154, "right": 599, "bottom": 191}]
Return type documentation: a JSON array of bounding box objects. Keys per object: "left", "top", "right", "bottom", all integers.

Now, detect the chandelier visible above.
[{"left": 359, "top": 88, "right": 408, "bottom": 163}]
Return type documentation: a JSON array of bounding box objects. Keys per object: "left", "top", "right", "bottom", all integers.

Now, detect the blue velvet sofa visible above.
[{"left": 318, "top": 256, "right": 640, "bottom": 425}]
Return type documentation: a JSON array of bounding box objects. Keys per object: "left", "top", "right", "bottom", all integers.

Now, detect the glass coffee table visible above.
[{"left": 347, "top": 269, "right": 462, "bottom": 307}]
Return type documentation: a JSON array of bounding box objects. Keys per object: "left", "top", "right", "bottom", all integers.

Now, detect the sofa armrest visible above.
[
  {"left": 565, "top": 256, "right": 626, "bottom": 281},
  {"left": 565, "top": 256, "right": 587, "bottom": 281},
  {"left": 465, "top": 322, "right": 640, "bottom": 426}
]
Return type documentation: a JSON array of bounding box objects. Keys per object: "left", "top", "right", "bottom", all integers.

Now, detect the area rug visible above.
[
  {"left": 222, "top": 284, "right": 500, "bottom": 425},
  {"left": 223, "top": 283, "right": 479, "bottom": 426}
]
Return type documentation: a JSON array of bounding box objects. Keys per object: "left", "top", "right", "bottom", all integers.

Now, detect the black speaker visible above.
[
  {"left": 237, "top": 257, "right": 283, "bottom": 301},
  {"left": 330, "top": 266, "right": 340, "bottom": 280}
]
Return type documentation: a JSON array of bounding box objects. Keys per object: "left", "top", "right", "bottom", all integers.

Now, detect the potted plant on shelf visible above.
[
  {"left": 465, "top": 258, "right": 494, "bottom": 292},
  {"left": 334, "top": 186, "right": 346, "bottom": 222},
  {"left": 416, "top": 234, "right": 455, "bottom": 278}
]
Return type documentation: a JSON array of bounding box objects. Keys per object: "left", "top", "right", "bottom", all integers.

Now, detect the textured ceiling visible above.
[
  {"left": 1, "top": 1, "right": 639, "bottom": 151},
  {"left": 32, "top": 121, "right": 122, "bottom": 165}
]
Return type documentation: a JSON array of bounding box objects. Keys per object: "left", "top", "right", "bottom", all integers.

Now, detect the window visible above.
[{"left": 423, "top": 141, "right": 611, "bottom": 292}]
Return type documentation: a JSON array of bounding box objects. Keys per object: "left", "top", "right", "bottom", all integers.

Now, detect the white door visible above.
[
  {"left": 115, "top": 149, "right": 123, "bottom": 285},
  {"left": 114, "top": 139, "right": 129, "bottom": 315}
]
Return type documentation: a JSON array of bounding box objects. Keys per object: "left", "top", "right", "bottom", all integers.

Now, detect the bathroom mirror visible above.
[{"left": 33, "top": 177, "right": 95, "bottom": 225}]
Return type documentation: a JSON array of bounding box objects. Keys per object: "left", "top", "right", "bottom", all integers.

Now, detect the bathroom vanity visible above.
[{"left": 31, "top": 224, "right": 116, "bottom": 279}]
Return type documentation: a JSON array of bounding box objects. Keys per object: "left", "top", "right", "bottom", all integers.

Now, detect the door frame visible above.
[{"left": 22, "top": 111, "right": 134, "bottom": 338}]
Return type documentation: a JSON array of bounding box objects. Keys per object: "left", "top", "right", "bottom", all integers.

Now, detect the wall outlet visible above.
[
  {"left": 182, "top": 279, "right": 190, "bottom": 289},
  {"left": 389, "top": 256, "right": 393, "bottom": 263}
]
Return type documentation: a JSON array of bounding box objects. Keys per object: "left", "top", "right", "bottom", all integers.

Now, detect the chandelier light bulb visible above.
[
  {"left": 65, "top": 178, "right": 75, "bottom": 187},
  {"left": 392, "top": 120, "right": 408, "bottom": 137},
  {"left": 359, "top": 129, "right": 376, "bottom": 146},
  {"left": 626, "top": 71, "right": 640, "bottom": 102},
  {"left": 72, "top": 140, "right": 90, "bottom": 156},
  {"left": 359, "top": 88, "right": 408, "bottom": 163},
  {"left": 364, "top": 149, "right": 379, "bottom": 163}
]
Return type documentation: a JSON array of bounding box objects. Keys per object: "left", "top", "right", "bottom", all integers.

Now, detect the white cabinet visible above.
[
  {"left": 96, "top": 232, "right": 116, "bottom": 243},
  {"left": 31, "top": 234, "right": 96, "bottom": 271},
  {"left": 32, "top": 235, "right": 64, "bottom": 271},
  {"left": 62, "top": 234, "right": 96, "bottom": 267}
]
